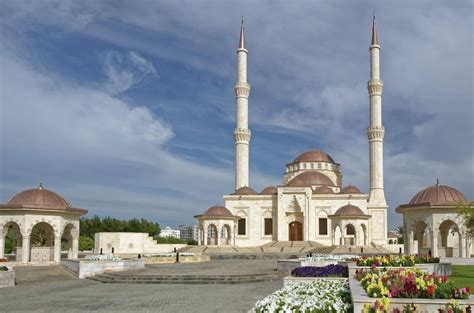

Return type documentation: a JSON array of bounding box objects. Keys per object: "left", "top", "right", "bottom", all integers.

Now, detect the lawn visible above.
[{"left": 450, "top": 265, "right": 474, "bottom": 292}]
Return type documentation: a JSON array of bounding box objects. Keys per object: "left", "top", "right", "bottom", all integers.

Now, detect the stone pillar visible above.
[
  {"left": 54, "top": 236, "right": 61, "bottom": 263},
  {"left": 204, "top": 224, "right": 208, "bottom": 246},
  {"left": 72, "top": 237, "right": 79, "bottom": 259},
  {"left": 331, "top": 228, "right": 335, "bottom": 246},
  {"left": 197, "top": 228, "right": 202, "bottom": 246},
  {"left": 407, "top": 230, "right": 414, "bottom": 255},
  {"left": 460, "top": 235, "right": 467, "bottom": 258},
  {"left": 22, "top": 236, "right": 30, "bottom": 263},
  {"left": 431, "top": 232, "right": 438, "bottom": 258},
  {"left": 0, "top": 236, "right": 4, "bottom": 259},
  {"left": 217, "top": 224, "right": 222, "bottom": 246}
]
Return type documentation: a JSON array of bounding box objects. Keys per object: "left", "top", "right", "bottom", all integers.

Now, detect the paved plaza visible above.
[{"left": 1, "top": 260, "right": 282, "bottom": 313}]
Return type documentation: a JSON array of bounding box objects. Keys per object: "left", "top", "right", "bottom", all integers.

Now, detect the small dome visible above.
[
  {"left": 260, "top": 186, "right": 277, "bottom": 195},
  {"left": 200, "top": 205, "right": 234, "bottom": 217},
  {"left": 409, "top": 181, "right": 468, "bottom": 206},
  {"left": 333, "top": 204, "right": 367, "bottom": 216},
  {"left": 286, "top": 171, "right": 335, "bottom": 187},
  {"left": 7, "top": 184, "right": 70, "bottom": 209},
  {"left": 293, "top": 150, "right": 336, "bottom": 164},
  {"left": 232, "top": 186, "right": 257, "bottom": 195},
  {"left": 313, "top": 186, "right": 335, "bottom": 194},
  {"left": 340, "top": 185, "right": 363, "bottom": 194}
]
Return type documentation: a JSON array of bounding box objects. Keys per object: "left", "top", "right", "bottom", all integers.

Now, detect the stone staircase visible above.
[{"left": 88, "top": 272, "right": 285, "bottom": 284}]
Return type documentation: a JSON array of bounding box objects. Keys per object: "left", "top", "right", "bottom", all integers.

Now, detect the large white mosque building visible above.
[{"left": 195, "top": 18, "right": 389, "bottom": 248}]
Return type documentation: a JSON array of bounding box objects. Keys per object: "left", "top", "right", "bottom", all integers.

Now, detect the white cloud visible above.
[{"left": 103, "top": 50, "right": 157, "bottom": 95}]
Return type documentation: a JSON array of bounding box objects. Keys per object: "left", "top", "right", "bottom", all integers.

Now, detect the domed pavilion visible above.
[
  {"left": 396, "top": 180, "right": 472, "bottom": 258},
  {"left": 0, "top": 184, "right": 87, "bottom": 264}
]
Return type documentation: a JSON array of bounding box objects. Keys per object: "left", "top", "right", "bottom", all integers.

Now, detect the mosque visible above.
[{"left": 194, "top": 18, "right": 473, "bottom": 256}]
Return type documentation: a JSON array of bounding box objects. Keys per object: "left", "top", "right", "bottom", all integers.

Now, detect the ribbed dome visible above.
[
  {"left": 232, "top": 186, "right": 257, "bottom": 195},
  {"left": 313, "top": 186, "right": 335, "bottom": 194},
  {"left": 286, "top": 171, "right": 335, "bottom": 187},
  {"left": 260, "top": 186, "right": 277, "bottom": 195},
  {"left": 333, "top": 204, "right": 367, "bottom": 216},
  {"left": 293, "top": 150, "right": 336, "bottom": 164},
  {"left": 7, "top": 185, "right": 70, "bottom": 209},
  {"left": 339, "top": 185, "right": 363, "bottom": 194},
  {"left": 409, "top": 181, "right": 467, "bottom": 206},
  {"left": 200, "top": 205, "right": 234, "bottom": 217}
]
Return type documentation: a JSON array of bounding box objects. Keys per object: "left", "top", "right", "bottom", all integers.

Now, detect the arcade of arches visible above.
[{"left": 0, "top": 185, "right": 87, "bottom": 264}]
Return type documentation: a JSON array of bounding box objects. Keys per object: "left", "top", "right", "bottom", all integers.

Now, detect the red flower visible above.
[{"left": 427, "top": 285, "right": 436, "bottom": 296}]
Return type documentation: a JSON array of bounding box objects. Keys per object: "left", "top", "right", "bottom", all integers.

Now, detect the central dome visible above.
[
  {"left": 293, "top": 150, "right": 336, "bottom": 164},
  {"left": 7, "top": 185, "right": 70, "bottom": 209},
  {"left": 286, "top": 171, "right": 335, "bottom": 187}
]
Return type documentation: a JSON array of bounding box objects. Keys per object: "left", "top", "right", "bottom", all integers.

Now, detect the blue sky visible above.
[{"left": 0, "top": 0, "right": 472, "bottom": 230}]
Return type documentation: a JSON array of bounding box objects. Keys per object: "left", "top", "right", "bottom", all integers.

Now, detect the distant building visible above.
[
  {"left": 159, "top": 226, "right": 180, "bottom": 238},
  {"left": 178, "top": 225, "right": 194, "bottom": 241}
]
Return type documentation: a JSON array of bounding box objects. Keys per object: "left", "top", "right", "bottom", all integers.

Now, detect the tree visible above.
[
  {"left": 395, "top": 225, "right": 404, "bottom": 244},
  {"left": 79, "top": 236, "right": 94, "bottom": 251},
  {"left": 458, "top": 202, "right": 474, "bottom": 237}
]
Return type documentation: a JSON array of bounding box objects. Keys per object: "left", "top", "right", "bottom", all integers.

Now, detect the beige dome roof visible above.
[
  {"left": 260, "top": 186, "right": 277, "bottom": 195},
  {"left": 197, "top": 205, "right": 235, "bottom": 218},
  {"left": 232, "top": 186, "right": 257, "bottom": 195},
  {"left": 2, "top": 184, "right": 87, "bottom": 214},
  {"left": 313, "top": 186, "right": 335, "bottom": 194},
  {"left": 339, "top": 185, "right": 363, "bottom": 194},
  {"left": 332, "top": 204, "right": 368, "bottom": 217},
  {"left": 7, "top": 185, "right": 70, "bottom": 209},
  {"left": 409, "top": 181, "right": 468, "bottom": 206},
  {"left": 293, "top": 150, "right": 336, "bottom": 164},
  {"left": 286, "top": 171, "right": 335, "bottom": 187}
]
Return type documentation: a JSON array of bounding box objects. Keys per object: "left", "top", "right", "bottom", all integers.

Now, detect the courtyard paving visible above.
[{"left": 0, "top": 260, "right": 282, "bottom": 313}]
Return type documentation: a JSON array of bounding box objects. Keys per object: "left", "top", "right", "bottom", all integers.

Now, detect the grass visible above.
[{"left": 450, "top": 265, "right": 474, "bottom": 292}]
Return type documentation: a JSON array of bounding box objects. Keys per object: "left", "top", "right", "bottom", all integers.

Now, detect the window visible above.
[
  {"left": 318, "top": 218, "right": 328, "bottom": 235},
  {"left": 264, "top": 218, "right": 272, "bottom": 235},
  {"left": 238, "top": 218, "right": 246, "bottom": 235}
]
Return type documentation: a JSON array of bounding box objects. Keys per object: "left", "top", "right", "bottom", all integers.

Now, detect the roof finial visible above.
[
  {"left": 436, "top": 178, "right": 440, "bottom": 186},
  {"left": 38, "top": 182, "right": 43, "bottom": 189},
  {"left": 371, "top": 11, "right": 379, "bottom": 46},
  {"left": 239, "top": 16, "right": 245, "bottom": 49}
]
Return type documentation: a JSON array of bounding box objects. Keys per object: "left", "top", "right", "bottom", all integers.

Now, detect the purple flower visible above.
[{"left": 292, "top": 264, "right": 348, "bottom": 277}]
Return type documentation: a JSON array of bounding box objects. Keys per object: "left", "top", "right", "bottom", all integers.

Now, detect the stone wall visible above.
[
  {"left": 94, "top": 232, "right": 187, "bottom": 254},
  {"left": 0, "top": 270, "right": 15, "bottom": 288},
  {"left": 62, "top": 259, "right": 145, "bottom": 279}
]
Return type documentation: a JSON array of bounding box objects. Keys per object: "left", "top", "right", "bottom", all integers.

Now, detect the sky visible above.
[{"left": 0, "top": 0, "right": 472, "bottom": 230}]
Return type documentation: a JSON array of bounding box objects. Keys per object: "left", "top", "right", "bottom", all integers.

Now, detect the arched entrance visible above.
[
  {"left": 439, "top": 220, "right": 460, "bottom": 257},
  {"left": 2, "top": 222, "right": 22, "bottom": 261},
  {"left": 221, "top": 225, "right": 232, "bottom": 246},
  {"left": 288, "top": 221, "right": 303, "bottom": 241},
  {"left": 207, "top": 224, "right": 218, "bottom": 245},
  {"left": 30, "top": 222, "right": 55, "bottom": 262},
  {"left": 344, "top": 224, "right": 356, "bottom": 246}
]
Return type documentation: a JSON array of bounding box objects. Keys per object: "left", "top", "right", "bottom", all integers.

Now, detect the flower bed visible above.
[
  {"left": 362, "top": 298, "right": 472, "bottom": 313},
  {"left": 356, "top": 268, "right": 470, "bottom": 300},
  {"left": 292, "top": 264, "right": 348, "bottom": 278},
  {"left": 252, "top": 280, "right": 352, "bottom": 312},
  {"left": 356, "top": 255, "right": 439, "bottom": 267}
]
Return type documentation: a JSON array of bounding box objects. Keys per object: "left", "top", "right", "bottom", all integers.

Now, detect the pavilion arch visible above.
[
  {"left": 334, "top": 225, "right": 342, "bottom": 245},
  {"left": 2, "top": 221, "right": 23, "bottom": 261},
  {"left": 207, "top": 224, "right": 218, "bottom": 245},
  {"left": 61, "top": 223, "right": 79, "bottom": 259},
  {"left": 29, "top": 222, "right": 55, "bottom": 262},
  {"left": 221, "top": 224, "right": 232, "bottom": 246},
  {"left": 344, "top": 223, "right": 356, "bottom": 246},
  {"left": 438, "top": 219, "right": 461, "bottom": 257}
]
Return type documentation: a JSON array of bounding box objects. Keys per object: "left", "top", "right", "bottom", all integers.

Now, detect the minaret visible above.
[
  {"left": 234, "top": 18, "right": 251, "bottom": 189},
  {"left": 367, "top": 15, "right": 387, "bottom": 243}
]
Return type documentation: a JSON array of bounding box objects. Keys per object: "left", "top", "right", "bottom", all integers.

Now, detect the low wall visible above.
[
  {"left": 0, "top": 270, "right": 15, "bottom": 288},
  {"left": 350, "top": 278, "right": 474, "bottom": 312},
  {"left": 348, "top": 263, "right": 451, "bottom": 278},
  {"left": 283, "top": 276, "right": 347, "bottom": 286},
  {"left": 144, "top": 255, "right": 210, "bottom": 264},
  {"left": 62, "top": 259, "right": 145, "bottom": 279},
  {"left": 380, "top": 244, "right": 404, "bottom": 254},
  {"left": 440, "top": 257, "right": 474, "bottom": 265}
]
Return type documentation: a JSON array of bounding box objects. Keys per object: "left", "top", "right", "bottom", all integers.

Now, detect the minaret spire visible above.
[
  {"left": 239, "top": 17, "right": 245, "bottom": 49},
  {"left": 234, "top": 19, "right": 251, "bottom": 189},
  {"left": 367, "top": 14, "right": 387, "bottom": 244},
  {"left": 371, "top": 12, "right": 378, "bottom": 46}
]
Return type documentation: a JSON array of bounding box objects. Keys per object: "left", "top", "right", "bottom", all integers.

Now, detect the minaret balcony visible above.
[
  {"left": 234, "top": 82, "right": 250, "bottom": 97},
  {"left": 367, "top": 79, "right": 383, "bottom": 95}
]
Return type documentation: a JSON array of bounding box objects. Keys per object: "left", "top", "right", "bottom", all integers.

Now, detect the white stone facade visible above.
[
  {"left": 159, "top": 226, "right": 180, "bottom": 238},
  {"left": 195, "top": 19, "right": 390, "bottom": 248},
  {"left": 94, "top": 232, "right": 186, "bottom": 254}
]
